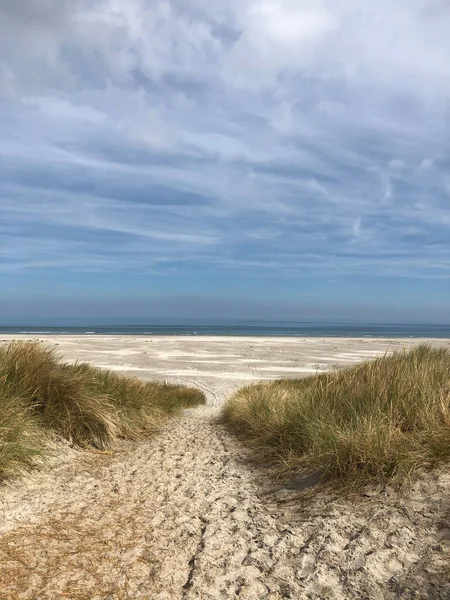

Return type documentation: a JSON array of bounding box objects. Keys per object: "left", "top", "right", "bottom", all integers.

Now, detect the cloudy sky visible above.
[{"left": 1, "top": 0, "right": 449, "bottom": 322}]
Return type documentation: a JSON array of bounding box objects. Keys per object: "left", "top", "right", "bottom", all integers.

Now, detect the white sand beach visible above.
[
  {"left": 2, "top": 334, "right": 448, "bottom": 404},
  {"left": 1, "top": 335, "right": 449, "bottom": 599}
]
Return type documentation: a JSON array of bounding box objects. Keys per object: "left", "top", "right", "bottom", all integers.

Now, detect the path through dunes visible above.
[
  {"left": 1, "top": 405, "right": 449, "bottom": 598},
  {"left": 1, "top": 337, "right": 449, "bottom": 599}
]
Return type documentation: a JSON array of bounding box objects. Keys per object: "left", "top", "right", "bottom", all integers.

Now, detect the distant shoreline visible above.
[
  {"left": 1, "top": 323, "right": 450, "bottom": 339},
  {"left": 1, "top": 334, "right": 450, "bottom": 344}
]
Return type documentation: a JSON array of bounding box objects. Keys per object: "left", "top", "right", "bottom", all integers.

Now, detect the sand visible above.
[{"left": 1, "top": 335, "right": 449, "bottom": 599}]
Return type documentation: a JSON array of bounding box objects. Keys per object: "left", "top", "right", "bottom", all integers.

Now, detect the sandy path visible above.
[{"left": 1, "top": 337, "right": 450, "bottom": 599}]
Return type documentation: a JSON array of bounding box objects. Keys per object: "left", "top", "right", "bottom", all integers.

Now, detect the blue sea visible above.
[{"left": 0, "top": 321, "right": 449, "bottom": 338}]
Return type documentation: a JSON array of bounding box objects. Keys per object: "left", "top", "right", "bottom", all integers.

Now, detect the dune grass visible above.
[
  {"left": 222, "top": 345, "right": 450, "bottom": 484},
  {"left": 0, "top": 341, "right": 205, "bottom": 480},
  {"left": 0, "top": 378, "right": 44, "bottom": 479},
  {"left": 69, "top": 362, "right": 205, "bottom": 438}
]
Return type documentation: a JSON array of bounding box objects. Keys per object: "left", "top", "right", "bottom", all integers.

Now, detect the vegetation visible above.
[
  {"left": 222, "top": 345, "right": 450, "bottom": 484},
  {"left": 0, "top": 341, "right": 205, "bottom": 479}
]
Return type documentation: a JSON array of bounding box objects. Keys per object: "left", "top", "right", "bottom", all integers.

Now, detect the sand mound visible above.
[{"left": 1, "top": 336, "right": 449, "bottom": 599}]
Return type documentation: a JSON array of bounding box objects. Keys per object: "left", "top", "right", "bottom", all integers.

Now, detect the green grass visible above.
[
  {"left": 0, "top": 341, "right": 205, "bottom": 480},
  {"left": 69, "top": 362, "right": 205, "bottom": 438},
  {"left": 0, "top": 377, "right": 44, "bottom": 479},
  {"left": 222, "top": 345, "right": 450, "bottom": 484}
]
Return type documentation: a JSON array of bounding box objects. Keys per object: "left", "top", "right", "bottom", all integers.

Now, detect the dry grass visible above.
[
  {"left": 69, "top": 362, "right": 205, "bottom": 437},
  {"left": 0, "top": 377, "right": 43, "bottom": 480},
  {"left": 0, "top": 505, "right": 151, "bottom": 600},
  {"left": 0, "top": 341, "right": 205, "bottom": 479},
  {"left": 222, "top": 345, "right": 450, "bottom": 483}
]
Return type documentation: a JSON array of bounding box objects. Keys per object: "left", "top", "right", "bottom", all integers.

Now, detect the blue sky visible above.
[{"left": 1, "top": 0, "right": 449, "bottom": 323}]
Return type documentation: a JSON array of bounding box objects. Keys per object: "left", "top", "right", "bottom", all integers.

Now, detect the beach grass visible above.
[
  {"left": 69, "top": 361, "right": 205, "bottom": 438},
  {"left": 222, "top": 345, "right": 450, "bottom": 484},
  {"left": 0, "top": 377, "right": 44, "bottom": 479},
  {"left": 0, "top": 341, "right": 205, "bottom": 479}
]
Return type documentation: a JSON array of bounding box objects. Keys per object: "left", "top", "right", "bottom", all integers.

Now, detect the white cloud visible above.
[
  {"left": 389, "top": 159, "right": 404, "bottom": 169},
  {"left": 26, "top": 96, "right": 107, "bottom": 123},
  {"left": 352, "top": 217, "right": 362, "bottom": 238},
  {"left": 419, "top": 157, "right": 434, "bottom": 170},
  {"left": 0, "top": 0, "right": 449, "bottom": 280},
  {"left": 382, "top": 179, "right": 394, "bottom": 203}
]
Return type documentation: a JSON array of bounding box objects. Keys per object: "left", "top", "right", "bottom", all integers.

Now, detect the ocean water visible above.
[{"left": 0, "top": 322, "right": 449, "bottom": 338}]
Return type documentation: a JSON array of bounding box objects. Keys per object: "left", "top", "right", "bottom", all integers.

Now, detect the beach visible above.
[
  {"left": 1, "top": 335, "right": 449, "bottom": 599},
  {"left": 1, "top": 334, "right": 449, "bottom": 404}
]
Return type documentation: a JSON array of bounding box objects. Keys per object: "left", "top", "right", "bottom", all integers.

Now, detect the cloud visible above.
[
  {"left": 389, "top": 159, "right": 404, "bottom": 170},
  {"left": 0, "top": 0, "right": 449, "bottom": 285},
  {"left": 419, "top": 157, "right": 434, "bottom": 170}
]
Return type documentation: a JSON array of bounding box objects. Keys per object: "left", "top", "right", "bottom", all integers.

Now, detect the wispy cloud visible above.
[{"left": 0, "top": 0, "right": 449, "bottom": 283}]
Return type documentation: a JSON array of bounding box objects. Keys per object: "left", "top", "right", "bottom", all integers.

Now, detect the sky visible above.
[{"left": 1, "top": 0, "right": 449, "bottom": 323}]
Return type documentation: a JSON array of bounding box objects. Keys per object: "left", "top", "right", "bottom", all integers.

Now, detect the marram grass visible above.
[
  {"left": 0, "top": 341, "right": 205, "bottom": 480},
  {"left": 222, "top": 345, "right": 450, "bottom": 484}
]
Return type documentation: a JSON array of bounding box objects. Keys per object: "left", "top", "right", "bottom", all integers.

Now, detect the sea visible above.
[{"left": 0, "top": 321, "right": 449, "bottom": 338}]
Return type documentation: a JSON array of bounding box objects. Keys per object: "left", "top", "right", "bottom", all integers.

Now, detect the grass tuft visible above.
[
  {"left": 0, "top": 342, "right": 119, "bottom": 449},
  {"left": 0, "top": 377, "right": 43, "bottom": 480},
  {"left": 222, "top": 345, "right": 450, "bottom": 484},
  {"left": 69, "top": 362, "right": 205, "bottom": 437},
  {"left": 0, "top": 341, "right": 205, "bottom": 479}
]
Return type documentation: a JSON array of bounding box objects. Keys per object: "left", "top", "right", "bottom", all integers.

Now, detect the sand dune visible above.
[{"left": 1, "top": 335, "right": 449, "bottom": 599}]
